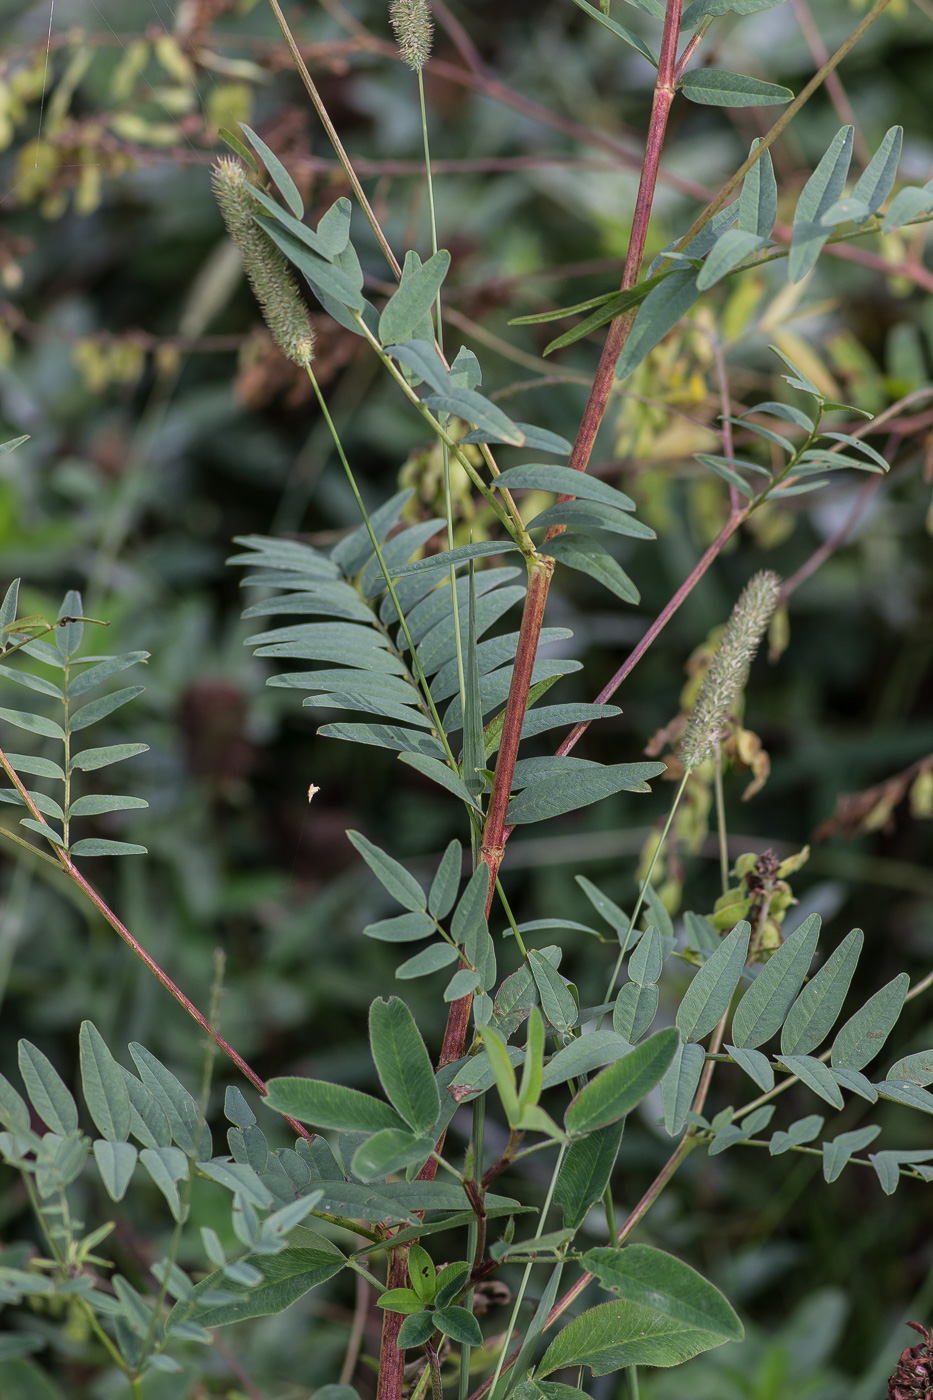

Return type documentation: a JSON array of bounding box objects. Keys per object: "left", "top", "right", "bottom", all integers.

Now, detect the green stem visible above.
[
  {"left": 714, "top": 744, "right": 728, "bottom": 898},
  {"left": 488, "top": 1141, "right": 567, "bottom": 1400},
  {"left": 601, "top": 770, "right": 690, "bottom": 1011},
  {"left": 496, "top": 876, "right": 528, "bottom": 959},
  {"left": 460, "top": 1096, "right": 486, "bottom": 1400},
  {"left": 626, "top": 1364, "right": 641, "bottom": 1399}
]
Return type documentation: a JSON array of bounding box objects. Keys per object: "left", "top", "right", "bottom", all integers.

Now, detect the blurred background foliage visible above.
[{"left": 0, "top": 0, "right": 932, "bottom": 1394}]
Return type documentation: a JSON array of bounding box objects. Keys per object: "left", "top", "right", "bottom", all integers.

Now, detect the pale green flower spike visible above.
[
  {"left": 390, "top": 0, "right": 434, "bottom": 71},
  {"left": 679, "top": 569, "right": 782, "bottom": 773},
  {"left": 211, "top": 157, "right": 316, "bottom": 369}
]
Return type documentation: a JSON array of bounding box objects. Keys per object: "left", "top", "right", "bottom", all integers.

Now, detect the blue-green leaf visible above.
[
  {"left": 68, "top": 838, "right": 148, "bottom": 857},
  {"left": 830, "top": 1066, "right": 877, "bottom": 1102},
  {"left": 869, "top": 1148, "right": 933, "bottom": 1196},
  {"left": 676, "top": 921, "right": 750, "bottom": 1042},
  {"left": 881, "top": 181, "right": 933, "bottom": 233},
  {"left": 852, "top": 125, "right": 903, "bottom": 214},
  {"left": 506, "top": 760, "right": 665, "bottom": 824},
  {"left": 660, "top": 1040, "right": 705, "bottom": 1135},
  {"left": 68, "top": 686, "right": 145, "bottom": 732},
  {"left": 725, "top": 1044, "right": 774, "bottom": 1092},
  {"left": 681, "top": 70, "right": 793, "bottom": 107},
  {"left": 264, "top": 1077, "right": 403, "bottom": 1132},
  {"left": 257, "top": 219, "right": 364, "bottom": 310},
  {"left": 830, "top": 972, "right": 908, "bottom": 1071},
  {"left": 79, "top": 1022, "right": 131, "bottom": 1142},
  {"left": 93, "top": 1140, "right": 138, "bottom": 1201},
  {"left": 567, "top": 0, "right": 658, "bottom": 63},
  {"left": 822, "top": 1125, "right": 881, "bottom": 1183},
  {"left": 385, "top": 339, "right": 450, "bottom": 395},
  {"left": 140, "top": 1145, "right": 189, "bottom": 1222},
  {"left": 887, "top": 1049, "right": 933, "bottom": 1086},
  {"left": 781, "top": 927, "right": 863, "bottom": 1055},
  {"left": 789, "top": 126, "right": 854, "bottom": 282},
  {"left": 346, "top": 830, "right": 426, "bottom": 911},
  {"left": 0, "top": 707, "right": 65, "bottom": 741},
  {"left": 239, "top": 123, "right": 303, "bottom": 217},
  {"left": 543, "top": 535, "right": 640, "bottom": 604},
  {"left": 495, "top": 463, "right": 635, "bottom": 512},
  {"left": 429, "top": 840, "right": 462, "bottom": 920},
  {"left": 615, "top": 270, "right": 700, "bottom": 382},
  {"left": 696, "top": 229, "right": 770, "bottom": 290},
  {"left": 423, "top": 389, "right": 524, "bottom": 446},
  {"left": 554, "top": 1122, "right": 624, "bottom": 1229},
  {"left": 528, "top": 950, "right": 578, "bottom": 1037},
  {"left": 682, "top": 0, "right": 784, "bottom": 20},
  {"left": 396, "top": 943, "right": 460, "bottom": 979},
  {"left": 613, "top": 982, "right": 659, "bottom": 1042},
  {"left": 768, "top": 1113, "right": 823, "bottom": 1154},
  {"left": 379, "top": 250, "right": 450, "bottom": 346},
  {"left": 18, "top": 1041, "right": 78, "bottom": 1135},
  {"left": 731, "top": 913, "right": 821, "bottom": 1049},
  {"left": 397, "top": 752, "right": 481, "bottom": 809},
  {"left": 528, "top": 500, "right": 655, "bottom": 540},
  {"left": 774, "top": 1054, "right": 843, "bottom": 1108},
  {"left": 738, "top": 139, "right": 777, "bottom": 238},
  {"left": 128, "top": 1043, "right": 207, "bottom": 1157},
  {"left": 582, "top": 1243, "right": 743, "bottom": 1340}
]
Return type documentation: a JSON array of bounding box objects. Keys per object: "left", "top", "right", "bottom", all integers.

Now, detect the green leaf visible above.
[
  {"left": 248, "top": 185, "right": 334, "bottom": 259},
  {"left": 630, "top": 925, "right": 665, "bottom": 985},
  {"left": 239, "top": 122, "right": 303, "bottom": 217},
  {"left": 822, "top": 1125, "right": 881, "bottom": 1183},
  {"left": 91, "top": 1142, "right": 135, "bottom": 1198},
  {"left": 379, "top": 250, "right": 450, "bottom": 345},
  {"left": 695, "top": 454, "right": 757, "bottom": 498},
  {"left": 660, "top": 1040, "right": 706, "bottom": 1135},
  {"left": 853, "top": 125, "right": 903, "bottom": 214},
  {"left": 127, "top": 1044, "right": 207, "bottom": 1157},
  {"left": 435, "top": 1305, "right": 484, "bottom": 1346},
  {"left": 567, "top": 0, "right": 658, "bottom": 63},
  {"left": 696, "top": 229, "right": 769, "bottom": 290},
  {"left": 0, "top": 707, "right": 65, "bottom": 741},
  {"left": 68, "top": 686, "right": 145, "bottom": 733},
  {"left": 542, "top": 278, "right": 663, "bottom": 354},
  {"left": 726, "top": 1044, "right": 774, "bottom": 1092},
  {"left": 445, "top": 969, "right": 480, "bottom": 1000},
  {"left": 140, "top": 1145, "right": 189, "bottom": 1222},
  {"left": 18, "top": 1041, "right": 78, "bottom": 1135},
  {"left": 830, "top": 1066, "right": 877, "bottom": 1102},
  {"left": 377, "top": 1286, "right": 425, "bottom": 1314},
  {"left": 66, "top": 652, "right": 149, "bottom": 698},
  {"left": 731, "top": 913, "right": 821, "bottom": 1049},
  {"left": 583, "top": 1243, "right": 743, "bottom": 1340},
  {"left": 681, "top": 70, "right": 793, "bottom": 107},
  {"left": 1, "top": 753, "right": 64, "bottom": 782},
  {"left": 613, "top": 982, "right": 659, "bottom": 1042},
  {"left": 789, "top": 126, "right": 854, "bottom": 281},
  {"left": 528, "top": 950, "right": 578, "bottom": 1037},
  {"left": 197, "top": 1158, "right": 274, "bottom": 1208},
  {"left": 68, "top": 742, "right": 149, "bottom": 772},
  {"left": 876, "top": 1080, "right": 933, "bottom": 1115},
  {"left": 429, "top": 839, "right": 461, "bottom": 920},
  {"left": 397, "top": 752, "right": 480, "bottom": 808},
  {"left": 528, "top": 499, "right": 656, "bottom": 541},
  {"left": 517, "top": 702, "right": 622, "bottom": 743},
  {"left": 542, "top": 534, "right": 640, "bottom": 604},
  {"left": 423, "top": 389, "right": 524, "bottom": 446},
  {"left": 395, "top": 943, "right": 460, "bottom": 978},
  {"left": 565, "top": 1028, "right": 678, "bottom": 1136},
  {"left": 476, "top": 1026, "right": 521, "bottom": 1126},
  {"left": 0, "top": 436, "right": 30, "bottom": 457},
  {"left": 363, "top": 911, "right": 436, "bottom": 943},
  {"left": 0, "top": 665, "right": 64, "bottom": 700},
  {"left": 315, "top": 197, "right": 352, "bottom": 258},
  {"left": 369, "top": 997, "right": 440, "bottom": 1135},
  {"left": 177, "top": 1242, "right": 345, "bottom": 1329},
  {"left": 768, "top": 1113, "right": 823, "bottom": 1154},
  {"left": 554, "top": 1122, "right": 624, "bottom": 1229},
  {"left": 121, "top": 1069, "right": 171, "bottom": 1148},
  {"left": 319, "top": 724, "right": 444, "bottom": 759},
  {"left": 506, "top": 760, "right": 665, "bottom": 824},
  {"left": 676, "top": 921, "right": 750, "bottom": 1042},
  {"left": 781, "top": 927, "right": 863, "bottom": 1056},
  {"left": 68, "top": 839, "right": 148, "bottom": 857},
  {"left": 346, "top": 830, "right": 426, "bottom": 911},
  {"left": 575, "top": 876, "right": 630, "bottom": 940},
  {"left": 396, "top": 1311, "right": 436, "bottom": 1348},
  {"left": 0, "top": 1072, "right": 30, "bottom": 1132},
  {"left": 79, "top": 1022, "right": 131, "bottom": 1142},
  {"left": 263, "top": 1077, "right": 403, "bottom": 1132},
  {"left": 774, "top": 1054, "right": 844, "bottom": 1108},
  {"left": 539, "top": 1295, "right": 735, "bottom": 1376},
  {"left": 615, "top": 270, "right": 700, "bottom": 382},
  {"left": 830, "top": 972, "right": 908, "bottom": 1071}
]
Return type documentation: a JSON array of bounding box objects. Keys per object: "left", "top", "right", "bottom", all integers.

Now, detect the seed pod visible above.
[
  {"left": 678, "top": 570, "right": 781, "bottom": 773},
  {"left": 211, "top": 157, "right": 315, "bottom": 368}
]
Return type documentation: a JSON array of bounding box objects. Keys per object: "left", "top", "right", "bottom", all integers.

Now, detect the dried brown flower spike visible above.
[{"left": 888, "top": 1322, "right": 933, "bottom": 1400}]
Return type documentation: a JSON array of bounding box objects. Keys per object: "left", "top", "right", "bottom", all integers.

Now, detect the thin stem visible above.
[
  {"left": 488, "top": 1141, "right": 567, "bottom": 1400},
  {"left": 263, "top": 0, "right": 402, "bottom": 278},
  {"left": 601, "top": 771, "right": 690, "bottom": 1011},
  {"left": 714, "top": 745, "right": 729, "bottom": 898},
  {"left": 0, "top": 746, "right": 314, "bottom": 1142},
  {"left": 339, "top": 1266, "right": 370, "bottom": 1386},
  {"left": 673, "top": 0, "right": 896, "bottom": 252},
  {"left": 626, "top": 1365, "right": 641, "bottom": 1400},
  {"left": 496, "top": 876, "right": 528, "bottom": 959}
]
